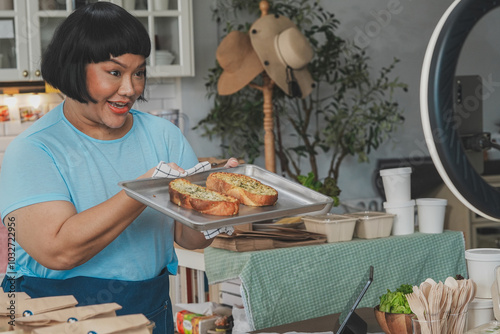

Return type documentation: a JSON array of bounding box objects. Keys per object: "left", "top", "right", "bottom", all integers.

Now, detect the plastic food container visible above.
[
  {"left": 302, "top": 213, "right": 357, "bottom": 243},
  {"left": 465, "top": 248, "right": 500, "bottom": 298},
  {"left": 379, "top": 167, "right": 412, "bottom": 202},
  {"left": 467, "top": 298, "right": 495, "bottom": 331},
  {"left": 465, "top": 320, "right": 500, "bottom": 333},
  {"left": 416, "top": 198, "right": 448, "bottom": 234},
  {"left": 383, "top": 200, "right": 416, "bottom": 235},
  {"left": 346, "top": 211, "right": 395, "bottom": 239}
]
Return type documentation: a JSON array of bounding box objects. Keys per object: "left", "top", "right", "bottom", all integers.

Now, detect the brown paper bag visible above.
[
  {"left": 15, "top": 302, "right": 122, "bottom": 333},
  {"left": 0, "top": 295, "right": 77, "bottom": 331},
  {"left": 0, "top": 291, "right": 31, "bottom": 305},
  {"left": 0, "top": 290, "right": 31, "bottom": 332},
  {"left": 31, "top": 314, "right": 152, "bottom": 334}
]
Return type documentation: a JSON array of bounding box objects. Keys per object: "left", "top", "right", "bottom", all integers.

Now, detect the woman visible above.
[{"left": 0, "top": 3, "right": 235, "bottom": 333}]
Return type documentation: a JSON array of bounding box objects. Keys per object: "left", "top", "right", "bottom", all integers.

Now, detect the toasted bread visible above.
[
  {"left": 205, "top": 172, "right": 278, "bottom": 206},
  {"left": 169, "top": 178, "right": 239, "bottom": 216}
]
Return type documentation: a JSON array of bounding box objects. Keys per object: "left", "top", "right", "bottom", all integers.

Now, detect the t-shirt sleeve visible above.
[
  {"left": 178, "top": 135, "right": 199, "bottom": 169},
  {"left": 0, "top": 138, "right": 71, "bottom": 221},
  {"left": 162, "top": 123, "right": 199, "bottom": 169}
]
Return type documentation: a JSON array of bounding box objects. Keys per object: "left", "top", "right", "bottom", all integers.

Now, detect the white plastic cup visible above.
[
  {"left": 465, "top": 248, "right": 500, "bottom": 298},
  {"left": 383, "top": 200, "right": 415, "bottom": 235},
  {"left": 380, "top": 167, "right": 412, "bottom": 203},
  {"left": 416, "top": 198, "right": 447, "bottom": 233},
  {"left": 467, "top": 297, "right": 494, "bottom": 330}
]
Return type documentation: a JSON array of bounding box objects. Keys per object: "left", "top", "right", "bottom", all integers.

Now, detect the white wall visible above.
[
  {"left": 314, "top": 0, "right": 457, "bottom": 201},
  {"left": 179, "top": 1, "right": 222, "bottom": 159}
]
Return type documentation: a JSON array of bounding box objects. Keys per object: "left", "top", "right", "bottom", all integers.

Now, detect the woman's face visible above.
[{"left": 66, "top": 53, "right": 146, "bottom": 139}]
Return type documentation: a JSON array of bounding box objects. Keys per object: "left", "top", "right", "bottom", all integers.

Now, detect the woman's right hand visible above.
[
  {"left": 139, "top": 162, "right": 186, "bottom": 179},
  {"left": 139, "top": 167, "right": 157, "bottom": 179}
]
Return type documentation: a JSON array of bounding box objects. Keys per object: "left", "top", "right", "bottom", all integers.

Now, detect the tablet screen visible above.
[{"left": 335, "top": 266, "right": 374, "bottom": 334}]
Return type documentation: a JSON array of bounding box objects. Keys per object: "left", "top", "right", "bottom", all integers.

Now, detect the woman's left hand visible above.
[{"left": 224, "top": 157, "right": 239, "bottom": 168}]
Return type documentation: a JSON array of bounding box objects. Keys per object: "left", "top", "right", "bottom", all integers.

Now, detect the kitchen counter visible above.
[{"left": 204, "top": 230, "right": 467, "bottom": 331}]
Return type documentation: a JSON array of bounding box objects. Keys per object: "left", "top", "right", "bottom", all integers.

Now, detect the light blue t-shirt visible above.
[{"left": 0, "top": 102, "right": 199, "bottom": 281}]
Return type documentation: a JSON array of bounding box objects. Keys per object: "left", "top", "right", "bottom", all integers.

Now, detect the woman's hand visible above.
[
  {"left": 223, "top": 157, "right": 239, "bottom": 168},
  {"left": 139, "top": 162, "right": 186, "bottom": 179},
  {"left": 173, "top": 158, "right": 238, "bottom": 249},
  {"left": 165, "top": 162, "right": 186, "bottom": 173}
]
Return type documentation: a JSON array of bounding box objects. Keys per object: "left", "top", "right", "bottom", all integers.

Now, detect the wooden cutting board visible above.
[{"left": 210, "top": 227, "right": 327, "bottom": 252}]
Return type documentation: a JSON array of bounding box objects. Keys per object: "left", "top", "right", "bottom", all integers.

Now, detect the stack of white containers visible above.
[
  {"left": 379, "top": 167, "right": 415, "bottom": 235},
  {"left": 463, "top": 248, "right": 500, "bottom": 330}
]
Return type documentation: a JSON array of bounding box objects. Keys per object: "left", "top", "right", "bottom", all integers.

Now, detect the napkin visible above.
[
  {"left": 152, "top": 160, "right": 212, "bottom": 178},
  {"left": 152, "top": 161, "right": 235, "bottom": 239}
]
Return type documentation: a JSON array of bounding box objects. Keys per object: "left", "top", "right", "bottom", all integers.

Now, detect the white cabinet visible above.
[
  {"left": 0, "top": 0, "right": 36, "bottom": 81},
  {"left": 0, "top": 0, "right": 70, "bottom": 81},
  {"left": 130, "top": 0, "right": 195, "bottom": 77},
  {"left": 0, "top": 0, "right": 194, "bottom": 82},
  {"left": 118, "top": 0, "right": 194, "bottom": 77}
]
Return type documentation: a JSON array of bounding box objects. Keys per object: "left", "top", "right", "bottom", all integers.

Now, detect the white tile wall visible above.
[{"left": 140, "top": 78, "right": 181, "bottom": 112}]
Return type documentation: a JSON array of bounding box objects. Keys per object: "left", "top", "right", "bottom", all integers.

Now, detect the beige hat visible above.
[
  {"left": 216, "top": 31, "right": 264, "bottom": 96},
  {"left": 250, "top": 14, "right": 315, "bottom": 98}
]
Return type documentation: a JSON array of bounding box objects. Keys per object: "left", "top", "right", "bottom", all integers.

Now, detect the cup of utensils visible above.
[{"left": 405, "top": 277, "right": 476, "bottom": 334}]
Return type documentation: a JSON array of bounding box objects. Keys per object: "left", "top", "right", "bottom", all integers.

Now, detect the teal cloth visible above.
[{"left": 204, "top": 231, "right": 467, "bottom": 330}]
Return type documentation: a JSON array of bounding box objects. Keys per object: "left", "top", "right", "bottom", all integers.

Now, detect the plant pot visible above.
[{"left": 374, "top": 305, "right": 413, "bottom": 334}]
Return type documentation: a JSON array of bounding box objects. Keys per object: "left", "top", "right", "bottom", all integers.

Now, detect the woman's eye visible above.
[
  {"left": 109, "top": 70, "right": 120, "bottom": 77},
  {"left": 135, "top": 70, "right": 146, "bottom": 77}
]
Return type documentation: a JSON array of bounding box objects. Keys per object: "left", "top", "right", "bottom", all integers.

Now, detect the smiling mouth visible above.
[
  {"left": 109, "top": 101, "right": 128, "bottom": 108},
  {"left": 108, "top": 101, "right": 130, "bottom": 114}
]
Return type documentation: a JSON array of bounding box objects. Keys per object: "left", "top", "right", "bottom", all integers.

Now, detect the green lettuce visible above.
[{"left": 378, "top": 284, "right": 413, "bottom": 314}]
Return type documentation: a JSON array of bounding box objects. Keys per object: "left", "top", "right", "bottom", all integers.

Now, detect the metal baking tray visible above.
[{"left": 118, "top": 164, "right": 333, "bottom": 231}]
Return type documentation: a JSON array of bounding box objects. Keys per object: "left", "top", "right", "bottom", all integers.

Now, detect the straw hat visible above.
[
  {"left": 216, "top": 31, "right": 264, "bottom": 95},
  {"left": 249, "top": 14, "right": 315, "bottom": 98}
]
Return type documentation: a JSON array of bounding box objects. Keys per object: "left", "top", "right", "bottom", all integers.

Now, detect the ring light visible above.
[{"left": 420, "top": 0, "right": 500, "bottom": 221}]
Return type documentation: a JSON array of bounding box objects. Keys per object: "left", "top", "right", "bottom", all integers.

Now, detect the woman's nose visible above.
[{"left": 118, "top": 77, "right": 136, "bottom": 97}]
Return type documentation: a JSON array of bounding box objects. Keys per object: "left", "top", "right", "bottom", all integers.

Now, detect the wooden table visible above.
[
  {"left": 205, "top": 231, "right": 467, "bottom": 330},
  {"left": 251, "top": 308, "right": 382, "bottom": 333}
]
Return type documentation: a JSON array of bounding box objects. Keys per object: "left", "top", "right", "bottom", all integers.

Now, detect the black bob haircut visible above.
[{"left": 41, "top": 2, "right": 151, "bottom": 104}]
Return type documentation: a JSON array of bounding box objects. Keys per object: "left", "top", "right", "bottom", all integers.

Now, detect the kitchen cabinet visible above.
[
  {"left": 122, "top": 0, "right": 194, "bottom": 77},
  {"left": 0, "top": 0, "right": 194, "bottom": 82}
]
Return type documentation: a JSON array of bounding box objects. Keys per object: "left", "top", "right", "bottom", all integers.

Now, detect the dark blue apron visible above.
[{"left": 1, "top": 269, "right": 174, "bottom": 334}]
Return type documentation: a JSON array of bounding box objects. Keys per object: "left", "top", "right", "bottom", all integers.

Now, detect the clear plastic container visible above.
[
  {"left": 346, "top": 211, "right": 395, "bottom": 239},
  {"left": 465, "top": 320, "right": 500, "bottom": 333},
  {"left": 302, "top": 213, "right": 357, "bottom": 242}
]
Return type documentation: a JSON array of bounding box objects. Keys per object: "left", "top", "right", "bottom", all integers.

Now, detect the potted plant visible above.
[
  {"left": 196, "top": 0, "right": 408, "bottom": 206},
  {"left": 375, "top": 284, "right": 414, "bottom": 334}
]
